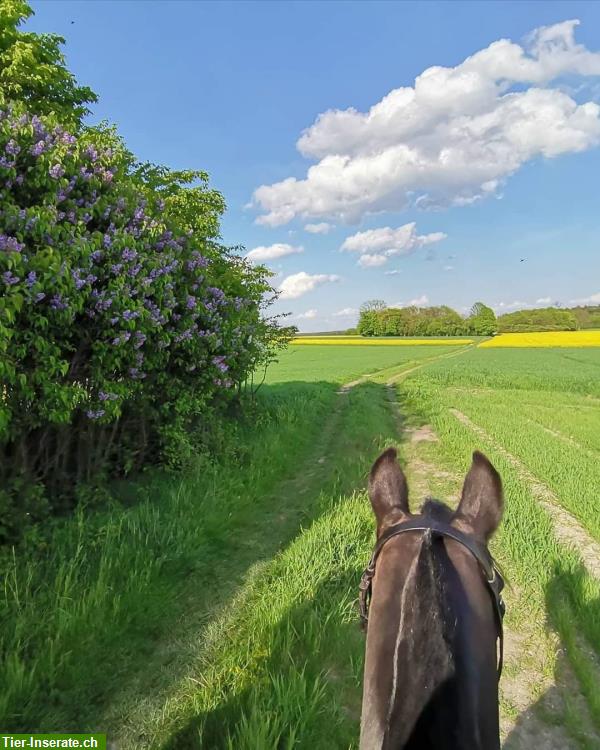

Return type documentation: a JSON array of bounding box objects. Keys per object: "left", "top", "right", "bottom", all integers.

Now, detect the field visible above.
[
  {"left": 480, "top": 331, "right": 600, "bottom": 347},
  {"left": 2, "top": 337, "right": 600, "bottom": 748}
]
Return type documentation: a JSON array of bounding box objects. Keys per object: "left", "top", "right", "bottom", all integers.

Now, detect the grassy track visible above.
[
  {"left": 0, "top": 383, "right": 339, "bottom": 730},
  {"left": 3, "top": 341, "right": 600, "bottom": 748}
]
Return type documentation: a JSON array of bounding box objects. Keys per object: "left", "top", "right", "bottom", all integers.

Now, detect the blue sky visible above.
[{"left": 28, "top": 1, "right": 600, "bottom": 331}]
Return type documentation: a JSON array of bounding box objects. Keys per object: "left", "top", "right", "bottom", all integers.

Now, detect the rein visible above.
[{"left": 359, "top": 516, "right": 506, "bottom": 679}]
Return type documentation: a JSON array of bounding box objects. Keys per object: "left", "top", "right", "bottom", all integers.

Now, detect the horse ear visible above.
[
  {"left": 453, "top": 451, "right": 503, "bottom": 542},
  {"left": 368, "top": 447, "right": 409, "bottom": 532}
]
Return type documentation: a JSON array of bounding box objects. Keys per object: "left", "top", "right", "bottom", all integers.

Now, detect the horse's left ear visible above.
[
  {"left": 368, "top": 447, "right": 410, "bottom": 533},
  {"left": 453, "top": 451, "right": 503, "bottom": 542}
]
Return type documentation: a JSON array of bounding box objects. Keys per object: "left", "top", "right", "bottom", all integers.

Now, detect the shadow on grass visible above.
[
  {"left": 503, "top": 560, "right": 600, "bottom": 749},
  {"left": 161, "top": 572, "right": 367, "bottom": 750},
  {"left": 92, "top": 380, "right": 404, "bottom": 741},
  {"left": 162, "top": 534, "right": 600, "bottom": 749}
]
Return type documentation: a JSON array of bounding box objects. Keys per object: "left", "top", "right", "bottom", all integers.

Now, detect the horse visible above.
[{"left": 359, "top": 447, "right": 505, "bottom": 750}]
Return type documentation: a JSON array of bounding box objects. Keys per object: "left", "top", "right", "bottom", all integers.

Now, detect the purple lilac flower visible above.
[
  {"left": 72, "top": 270, "right": 86, "bottom": 290},
  {"left": 122, "top": 310, "right": 139, "bottom": 321},
  {"left": 34, "top": 292, "right": 46, "bottom": 303},
  {"left": 5, "top": 140, "right": 20, "bottom": 156},
  {"left": 122, "top": 247, "right": 137, "bottom": 262},
  {"left": 110, "top": 316, "right": 119, "bottom": 325},
  {"left": 91, "top": 250, "right": 102, "bottom": 262},
  {"left": 84, "top": 146, "right": 98, "bottom": 160},
  {"left": 0, "top": 234, "right": 24, "bottom": 253},
  {"left": 186, "top": 296, "right": 196, "bottom": 310},
  {"left": 86, "top": 409, "right": 105, "bottom": 420},
  {"left": 26, "top": 271, "right": 37, "bottom": 287},
  {"left": 134, "top": 332, "right": 146, "bottom": 349},
  {"left": 30, "top": 141, "right": 46, "bottom": 157},
  {"left": 15, "top": 174, "right": 24, "bottom": 186},
  {"left": 3, "top": 271, "right": 19, "bottom": 286},
  {"left": 212, "top": 355, "right": 229, "bottom": 373},
  {"left": 129, "top": 368, "right": 146, "bottom": 379},
  {"left": 103, "top": 234, "right": 112, "bottom": 248},
  {"left": 111, "top": 263, "right": 123, "bottom": 275},
  {"left": 50, "top": 295, "right": 68, "bottom": 310},
  {"left": 49, "top": 164, "right": 65, "bottom": 179}
]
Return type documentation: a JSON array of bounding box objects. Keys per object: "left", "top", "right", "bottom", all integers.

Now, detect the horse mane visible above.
[{"left": 382, "top": 499, "right": 456, "bottom": 748}]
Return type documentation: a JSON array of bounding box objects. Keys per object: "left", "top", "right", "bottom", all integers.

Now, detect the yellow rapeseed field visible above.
[
  {"left": 292, "top": 337, "right": 473, "bottom": 346},
  {"left": 479, "top": 331, "right": 600, "bottom": 348}
]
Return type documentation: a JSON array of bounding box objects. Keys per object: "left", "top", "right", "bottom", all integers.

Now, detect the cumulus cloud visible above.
[
  {"left": 279, "top": 271, "right": 340, "bottom": 299},
  {"left": 444, "top": 265, "right": 454, "bottom": 271},
  {"left": 384, "top": 269, "right": 403, "bottom": 275},
  {"left": 333, "top": 307, "right": 359, "bottom": 317},
  {"left": 246, "top": 243, "right": 303, "bottom": 262},
  {"left": 536, "top": 296, "right": 552, "bottom": 304},
  {"left": 296, "top": 309, "right": 318, "bottom": 319},
  {"left": 253, "top": 20, "right": 600, "bottom": 226},
  {"left": 569, "top": 291, "right": 600, "bottom": 305},
  {"left": 408, "top": 294, "right": 429, "bottom": 306},
  {"left": 358, "top": 253, "right": 388, "bottom": 268},
  {"left": 304, "top": 222, "right": 334, "bottom": 234},
  {"left": 342, "top": 222, "right": 446, "bottom": 267}
]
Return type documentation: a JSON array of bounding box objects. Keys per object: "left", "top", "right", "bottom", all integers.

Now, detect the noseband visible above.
[{"left": 359, "top": 516, "right": 506, "bottom": 679}]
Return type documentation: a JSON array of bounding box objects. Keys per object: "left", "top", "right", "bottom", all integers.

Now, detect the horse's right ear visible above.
[
  {"left": 453, "top": 451, "right": 503, "bottom": 542},
  {"left": 368, "top": 447, "right": 409, "bottom": 532}
]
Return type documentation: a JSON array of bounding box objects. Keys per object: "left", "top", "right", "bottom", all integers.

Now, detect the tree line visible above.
[{"left": 357, "top": 300, "right": 599, "bottom": 337}]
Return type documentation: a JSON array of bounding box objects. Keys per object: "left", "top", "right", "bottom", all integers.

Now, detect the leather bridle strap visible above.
[{"left": 359, "top": 517, "right": 505, "bottom": 679}]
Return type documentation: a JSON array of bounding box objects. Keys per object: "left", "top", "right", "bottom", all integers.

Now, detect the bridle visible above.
[{"left": 358, "top": 516, "right": 506, "bottom": 679}]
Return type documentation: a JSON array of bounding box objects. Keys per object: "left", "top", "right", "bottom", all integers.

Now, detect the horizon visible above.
[{"left": 27, "top": 0, "right": 600, "bottom": 332}]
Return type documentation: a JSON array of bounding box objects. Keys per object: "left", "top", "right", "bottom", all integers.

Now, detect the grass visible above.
[
  {"left": 264, "top": 344, "right": 468, "bottom": 385},
  {"left": 293, "top": 337, "right": 473, "bottom": 346},
  {"left": 3, "top": 342, "right": 600, "bottom": 748},
  {"left": 0, "top": 382, "right": 338, "bottom": 731}
]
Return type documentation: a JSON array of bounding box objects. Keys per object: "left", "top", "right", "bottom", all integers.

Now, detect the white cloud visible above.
[
  {"left": 246, "top": 243, "right": 303, "bottom": 262},
  {"left": 384, "top": 269, "right": 403, "bottom": 275},
  {"left": 358, "top": 253, "right": 388, "bottom": 268},
  {"left": 279, "top": 271, "right": 340, "bottom": 299},
  {"left": 569, "top": 291, "right": 600, "bottom": 305},
  {"left": 333, "top": 307, "right": 359, "bottom": 317},
  {"left": 492, "top": 300, "right": 530, "bottom": 312},
  {"left": 342, "top": 222, "right": 446, "bottom": 267},
  {"left": 536, "top": 296, "right": 552, "bottom": 304},
  {"left": 304, "top": 222, "right": 334, "bottom": 234},
  {"left": 253, "top": 20, "right": 600, "bottom": 226},
  {"left": 342, "top": 223, "right": 445, "bottom": 254},
  {"left": 408, "top": 294, "right": 429, "bottom": 306},
  {"left": 296, "top": 309, "right": 318, "bottom": 319},
  {"left": 444, "top": 265, "right": 454, "bottom": 271}
]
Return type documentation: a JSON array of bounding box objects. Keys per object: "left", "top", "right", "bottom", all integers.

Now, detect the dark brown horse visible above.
[{"left": 360, "top": 447, "right": 504, "bottom": 750}]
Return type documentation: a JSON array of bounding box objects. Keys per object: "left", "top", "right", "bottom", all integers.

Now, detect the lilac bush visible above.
[{"left": 0, "top": 102, "right": 288, "bottom": 539}]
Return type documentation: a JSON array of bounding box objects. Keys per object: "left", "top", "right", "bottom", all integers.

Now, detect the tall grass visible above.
[{"left": 0, "top": 382, "right": 337, "bottom": 730}]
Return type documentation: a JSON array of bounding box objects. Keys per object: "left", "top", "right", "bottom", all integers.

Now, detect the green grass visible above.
[
  {"left": 3, "top": 343, "right": 600, "bottom": 748},
  {"left": 264, "top": 344, "right": 460, "bottom": 384},
  {"left": 0, "top": 382, "right": 339, "bottom": 731}
]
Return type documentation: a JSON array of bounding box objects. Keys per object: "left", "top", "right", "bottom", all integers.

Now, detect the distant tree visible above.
[
  {"left": 360, "top": 299, "right": 387, "bottom": 313},
  {"left": 498, "top": 307, "right": 577, "bottom": 332},
  {"left": 468, "top": 302, "right": 497, "bottom": 335}
]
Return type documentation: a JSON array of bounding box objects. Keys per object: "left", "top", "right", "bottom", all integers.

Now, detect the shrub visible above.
[{"left": 0, "top": 102, "right": 288, "bottom": 540}]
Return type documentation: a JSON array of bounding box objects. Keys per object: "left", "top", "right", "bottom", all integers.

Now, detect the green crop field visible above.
[{"left": 3, "top": 342, "right": 600, "bottom": 749}]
